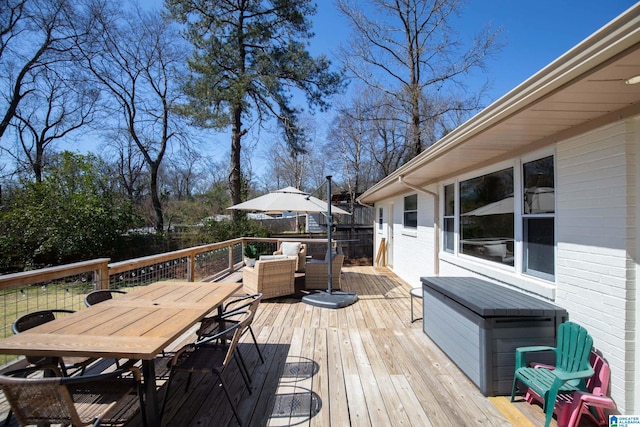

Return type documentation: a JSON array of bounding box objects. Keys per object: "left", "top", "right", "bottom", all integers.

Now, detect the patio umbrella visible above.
[
  {"left": 227, "top": 186, "right": 351, "bottom": 215},
  {"left": 229, "top": 182, "right": 357, "bottom": 309}
]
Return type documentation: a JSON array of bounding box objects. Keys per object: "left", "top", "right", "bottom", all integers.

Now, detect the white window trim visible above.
[
  {"left": 439, "top": 148, "right": 556, "bottom": 292},
  {"left": 519, "top": 152, "right": 557, "bottom": 281},
  {"left": 442, "top": 182, "right": 457, "bottom": 254},
  {"left": 403, "top": 194, "right": 418, "bottom": 230}
]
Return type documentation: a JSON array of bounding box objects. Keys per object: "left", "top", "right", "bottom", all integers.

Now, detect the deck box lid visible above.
[{"left": 420, "top": 276, "right": 566, "bottom": 317}]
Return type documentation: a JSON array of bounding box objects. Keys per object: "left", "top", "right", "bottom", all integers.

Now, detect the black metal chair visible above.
[
  {"left": 84, "top": 289, "right": 127, "bottom": 307},
  {"left": 161, "top": 310, "right": 254, "bottom": 426},
  {"left": 12, "top": 309, "right": 95, "bottom": 376},
  {"left": 196, "top": 293, "right": 265, "bottom": 364}
]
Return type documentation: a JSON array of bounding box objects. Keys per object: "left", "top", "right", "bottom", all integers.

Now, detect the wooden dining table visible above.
[{"left": 0, "top": 280, "right": 242, "bottom": 427}]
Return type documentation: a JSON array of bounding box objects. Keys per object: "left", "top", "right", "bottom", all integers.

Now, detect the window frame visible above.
[
  {"left": 443, "top": 183, "right": 455, "bottom": 253},
  {"left": 403, "top": 194, "right": 418, "bottom": 229},
  {"left": 441, "top": 151, "right": 556, "bottom": 283},
  {"left": 521, "top": 154, "right": 556, "bottom": 281}
]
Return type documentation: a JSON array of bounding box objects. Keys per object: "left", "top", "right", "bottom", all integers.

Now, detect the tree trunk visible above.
[
  {"left": 410, "top": 83, "right": 422, "bottom": 157},
  {"left": 229, "top": 104, "right": 243, "bottom": 223},
  {"left": 34, "top": 143, "right": 44, "bottom": 183},
  {"left": 149, "top": 162, "right": 164, "bottom": 233}
]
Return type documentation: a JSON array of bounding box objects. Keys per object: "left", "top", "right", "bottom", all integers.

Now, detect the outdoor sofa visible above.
[{"left": 242, "top": 257, "right": 296, "bottom": 299}]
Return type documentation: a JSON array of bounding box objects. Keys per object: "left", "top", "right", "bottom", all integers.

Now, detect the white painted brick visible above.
[
  {"left": 555, "top": 121, "right": 635, "bottom": 413},
  {"left": 381, "top": 120, "right": 637, "bottom": 412}
]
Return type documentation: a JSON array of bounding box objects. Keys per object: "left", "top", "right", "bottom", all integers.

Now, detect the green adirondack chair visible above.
[{"left": 511, "top": 321, "right": 594, "bottom": 427}]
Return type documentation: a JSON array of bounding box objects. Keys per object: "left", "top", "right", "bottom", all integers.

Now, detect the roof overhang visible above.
[{"left": 358, "top": 4, "right": 640, "bottom": 205}]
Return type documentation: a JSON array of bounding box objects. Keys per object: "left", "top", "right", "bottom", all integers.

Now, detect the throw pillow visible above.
[{"left": 281, "top": 242, "right": 301, "bottom": 257}]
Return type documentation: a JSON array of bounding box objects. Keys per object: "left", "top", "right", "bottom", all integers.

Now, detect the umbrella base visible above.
[{"left": 302, "top": 291, "right": 358, "bottom": 309}]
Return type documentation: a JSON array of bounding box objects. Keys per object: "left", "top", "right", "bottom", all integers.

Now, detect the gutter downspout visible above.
[{"left": 399, "top": 176, "right": 440, "bottom": 276}]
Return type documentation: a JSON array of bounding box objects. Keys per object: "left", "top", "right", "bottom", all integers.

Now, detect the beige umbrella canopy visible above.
[
  {"left": 232, "top": 179, "right": 357, "bottom": 309},
  {"left": 461, "top": 197, "right": 514, "bottom": 216},
  {"left": 227, "top": 186, "right": 351, "bottom": 215}
]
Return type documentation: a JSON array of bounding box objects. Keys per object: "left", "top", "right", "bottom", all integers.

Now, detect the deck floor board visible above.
[{"left": 1, "top": 266, "right": 597, "bottom": 426}]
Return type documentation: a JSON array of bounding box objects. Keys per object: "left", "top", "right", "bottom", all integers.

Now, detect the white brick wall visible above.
[
  {"left": 375, "top": 119, "right": 639, "bottom": 413},
  {"left": 382, "top": 192, "right": 436, "bottom": 287},
  {"left": 556, "top": 120, "right": 637, "bottom": 413}
]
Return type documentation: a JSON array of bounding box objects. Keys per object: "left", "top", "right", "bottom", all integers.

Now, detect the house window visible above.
[
  {"left": 443, "top": 184, "right": 455, "bottom": 252},
  {"left": 459, "top": 167, "right": 514, "bottom": 265},
  {"left": 404, "top": 194, "right": 417, "bottom": 229},
  {"left": 442, "top": 153, "right": 556, "bottom": 283},
  {"left": 522, "top": 156, "right": 555, "bottom": 280},
  {"left": 378, "top": 207, "right": 383, "bottom": 230}
]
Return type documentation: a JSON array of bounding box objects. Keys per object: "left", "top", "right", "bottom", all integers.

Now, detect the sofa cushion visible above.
[
  {"left": 280, "top": 242, "right": 301, "bottom": 257},
  {"left": 259, "top": 255, "right": 288, "bottom": 261}
]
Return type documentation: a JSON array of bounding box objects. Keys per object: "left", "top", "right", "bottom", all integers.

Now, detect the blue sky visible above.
[
  {"left": 455, "top": 0, "right": 637, "bottom": 102},
  {"left": 138, "top": 1, "right": 638, "bottom": 178},
  {"left": 305, "top": 0, "right": 638, "bottom": 105},
  {"left": 140, "top": 1, "right": 638, "bottom": 104}
]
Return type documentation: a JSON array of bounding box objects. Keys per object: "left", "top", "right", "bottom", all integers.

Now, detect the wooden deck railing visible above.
[{"left": 0, "top": 235, "right": 334, "bottom": 365}]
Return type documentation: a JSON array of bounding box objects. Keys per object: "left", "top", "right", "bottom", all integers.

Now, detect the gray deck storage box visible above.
[{"left": 420, "top": 276, "right": 567, "bottom": 396}]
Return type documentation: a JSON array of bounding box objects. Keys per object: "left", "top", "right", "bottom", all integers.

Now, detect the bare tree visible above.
[
  {"left": 328, "top": 98, "right": 376, "bottom": 229},
  {"left": 331, "top": 87, "right": 410, "bottom": 181},
  {"left": 163, "top": 147, "right": 208, "bottom": 201},
  {"left": 261, "top": 114, "right": 326, "bottom": 192},
  {"left": 263, "top": 140, "right": 308, "bottom": 191},
  {"left": 78, "top": 2, "right": 188, "bottom": 232},
  {"left": 367, "top": 91, "right": 411, "bottom": 177},
  {"left": 0, "top": 0, "right": 26, "bottom": 59},
  {"left": 103, "top": 132, "right": 147, "bottom": 203},
  {"left": 0, "top": 0, "right": 81, "bottom": 142},
  {"left": 338, "top": 0, "right": 502, "bottom": 158},
  {"left": 200, "top": 157, "right": 232, "bottom": 215},
  {"left": 12, "top": 68, "right": 98, "bottom": 182}
]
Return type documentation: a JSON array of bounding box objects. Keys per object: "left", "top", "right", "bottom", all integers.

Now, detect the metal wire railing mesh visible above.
[
  {"left": 193, "top": 247, "right": 229, "bottom": 281},
  {"left": 0, "top": 238, "right": 290, "bottom": 367},
  {"left": 109, "top": 257, "right": 190, "bottom": 288},
  {"left": 233, "top": 241, "right": 243, "bottom": 264},
  {"left": 252, "top": 241, "right": 278, "bottom": 258},
  {"left": 0, "top": 273, "right": 97, "bottom": 365}
]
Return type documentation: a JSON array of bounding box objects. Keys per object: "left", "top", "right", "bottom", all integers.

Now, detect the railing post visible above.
[
  {"left": 187, "top": 250, "right": 195, "bottom": 282},
  {"left": 229, "top": 242, "right": 235, "bottom": 275},
  {"left": 97, "top": 259, "right": 110, "bottom": 290}
]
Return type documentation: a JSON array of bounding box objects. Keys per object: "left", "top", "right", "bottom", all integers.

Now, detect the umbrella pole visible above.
[
  {"left": 301, "top": 175, "right": 358, "bottom": 309},
  {"left": 326, "top": 176, "right": 333, "bottom": 294}
]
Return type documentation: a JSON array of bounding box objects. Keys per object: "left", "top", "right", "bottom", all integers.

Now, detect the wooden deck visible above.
[{"left": 1, "top": 266, "right": 588, "bottom": 426}]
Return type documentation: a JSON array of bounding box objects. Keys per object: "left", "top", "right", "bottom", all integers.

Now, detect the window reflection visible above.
[
  {"left": 404, "top": 194, "right": 417, "bottom": 228},
  {"left": 523, "top": 156, "right": 555, "bottom": 279},
  {"left": 524, "top": 217, "right": 554, "bottom": 276},
  {"left": 459, "top": 168, "right": 514, "bottom": 265},
  {"left": 523, "top": 156, "right": 555, "bottom": 214}
]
